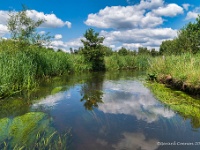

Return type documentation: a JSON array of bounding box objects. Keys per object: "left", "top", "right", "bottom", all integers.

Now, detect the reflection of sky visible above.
[
  {"left": 99, "top": 81, "right": 174, "bottom": 123},
  {"left": 32, "top": 91, "right": 71, "bottom": 108},
  {"left": 112, "top": 132, "right": 159, "bottom": 150}
]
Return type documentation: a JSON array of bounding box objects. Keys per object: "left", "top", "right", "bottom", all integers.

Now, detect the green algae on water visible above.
[{"left": 146, "top": 82, "right": 200, "bottom": 128}]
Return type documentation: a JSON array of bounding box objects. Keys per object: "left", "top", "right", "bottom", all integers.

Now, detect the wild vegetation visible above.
[
  {"left": 1, "top": 5, "right": 200, "bottom": 99},
  {"left": 148, "top": 15, "right": 200, "bottom": 96}
]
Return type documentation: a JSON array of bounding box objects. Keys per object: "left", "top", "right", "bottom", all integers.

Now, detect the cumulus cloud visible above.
[
  {"left": 152, "top": 3, "right": 183, "bottom": 17},
  {"left": 49, "top": 37, "right": 83, "bottom": 52},
  {"left": 26, "top": 10, "right": 72, "bottom": 28},
  {"left": 182, "top": 3, "right": 190, "bottom": 11},
  {"left": 0, "top": 11, "right": 9, "bottom": 36},
  {"left": 85, "top": 5, "right": 163, "bottom": 29},
  {"left": 54, "top": 34, "right": 63, "bottom": 40},
  {"left": 100, "top": 28, "right": 177, "bottom": 50},
  {"left": 0, "top": 9, "right": 71, "bottom": 37},
  {"left": 0, "top": 24, "right": 8, "bottom": 37},
  {"left": 185, "top": 11, "right": 199, "bottom": 20},
  {"left": 185, "top": 7, "right": 200, "bottom": 20},
  {"left": 85, "top": 0, "right": 183, "bottom": 29}
]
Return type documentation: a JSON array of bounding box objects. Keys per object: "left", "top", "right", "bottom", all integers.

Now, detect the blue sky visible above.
[{"left": 0, "top": 0, "right": 200, "bottom": 51}]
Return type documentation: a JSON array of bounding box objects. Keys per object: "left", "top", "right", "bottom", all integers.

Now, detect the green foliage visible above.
[
  {"left": 102, "top": 46, "right": 113, "bottom": 56},
  {"left": 81, "top": 28, "right": 105, "bottom": 71},
  {"left": 7, "top": 5, "right": 51, "bottom": 47},
  {"left": 138, "top": 47, "right": 150, "bottom": 55},
  {"left": 118, "top": 47, "right": 129, "bottom": 55},
  {"left": 160, "top": 15, "right": 200, "bottom": 55}
]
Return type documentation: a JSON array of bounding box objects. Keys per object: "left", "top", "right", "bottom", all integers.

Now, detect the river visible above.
[{"left": 0, "top": 71, "right": 200, "bottom": 150}]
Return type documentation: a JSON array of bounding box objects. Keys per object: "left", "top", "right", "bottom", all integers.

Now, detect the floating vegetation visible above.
[
  {"left": 146, "top": 82, "right": 200, "bottom": 128},
  {"left": 0, "top": 112, "right": 71, "bottom": 150}
]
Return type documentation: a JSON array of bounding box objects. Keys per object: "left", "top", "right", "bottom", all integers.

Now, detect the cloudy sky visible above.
[{"left": 0, "top": 0, "right": 199, "bottom": 51}]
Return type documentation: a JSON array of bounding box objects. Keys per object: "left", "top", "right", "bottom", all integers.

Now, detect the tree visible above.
[
  {"left": 7, "top": 5, "right": 52, "bottom": 47},
  {"left": 118, "top": 47, "right": 129, "bottom": 56},
  {"left": 138, "top": 47, "right": 150, "bottom": 55},
  {"left": 177, "top": 15, "right": 200, "bottom": 54},
  {"left": 81, "top": 28, "right": 105, "bottom": 71}
]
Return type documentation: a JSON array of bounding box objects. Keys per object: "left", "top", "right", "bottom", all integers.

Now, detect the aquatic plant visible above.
[
  {"left": 0, "top": 112, "right": 71, "bottom": 149},
  {"left": 146, "top": 82, "right": 200, "bottom": 128}
]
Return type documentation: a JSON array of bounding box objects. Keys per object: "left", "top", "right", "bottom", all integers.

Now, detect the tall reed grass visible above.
[
  {"left": 0, "top": 43, "right": 72, "bottom": 98},
  {"left": 148, "top": 53, "right": 200, "bottom": 86},
  {"left": 0, "top": 40, "right": 150, "bottom": 98},
  {"left": 105, "top": 54, "right": 149, "bottom": 70}
]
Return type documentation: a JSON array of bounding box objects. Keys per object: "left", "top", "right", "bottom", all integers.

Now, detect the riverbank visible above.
[
  {"left": 147, "top": 53, "right": 200, "bottom": 97},
  {"left": 0, "top": 41, "right": 149, "bottom": 99}
]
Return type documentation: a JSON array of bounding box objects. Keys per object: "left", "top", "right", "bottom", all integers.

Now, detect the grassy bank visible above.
[
  {"left": 148, "top": 53, "right": 200, "bottom": 96},
  {"left": 0, "top": 41, "right": 149, "bottom": 99}
]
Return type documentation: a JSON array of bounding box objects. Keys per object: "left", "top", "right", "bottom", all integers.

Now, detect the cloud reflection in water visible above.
[
  {"left": 99, "top": 80, "right": 174, "bottom": 123},
  {"left": 32, "top": 91, "right": 71, "bottom": 108},
  {"left": 112, "top": 132, "right": 159, "bottom": 150}
]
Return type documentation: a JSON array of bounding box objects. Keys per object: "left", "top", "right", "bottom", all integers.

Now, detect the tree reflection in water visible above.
[{"left": 80, "top": 72, "right": 104, "bottom": 110}]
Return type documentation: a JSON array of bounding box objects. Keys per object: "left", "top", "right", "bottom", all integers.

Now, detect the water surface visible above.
[{"left": 0, "top": 71, "right": 200, "bottom": 150}]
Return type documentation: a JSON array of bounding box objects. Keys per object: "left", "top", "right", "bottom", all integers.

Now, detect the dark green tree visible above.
[
  {"left": 118, "top": 47, "right": 129, "bottom": 56},
  {"left": 138, "top": 47, "right": 150, "bottom": 55},
  {"left": 81, "top": 28, "right": 105, "bottom": 71},
  {"left": 7, "top": 5, "right": 52, "bottom": 47},
  {"left": 177, "top": 15, "right": 200, "bottom": 54}
]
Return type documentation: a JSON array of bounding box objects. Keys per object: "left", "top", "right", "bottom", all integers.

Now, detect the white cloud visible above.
[
  {"left": 85, "top": 0, "right": 183, "bottom": 30},
  {"left": 49, "top": 37, "right": 83, "bottom": 52},
  {"left": 39, "top": 31, "right": 46, "bottom": 35},
  {"left": 185, "top": 7, "right": 200, "bottom": 20},
  {"left": 182, "top": 3, "right": 190, "bottom": 11},
  {"left": 186, "top": 11, "right": 199, "bottom": 20},
  {"left": 0, "top": 24, "right": 8, "bottom": 37},
  {"left": 54, "top": 34, "right": 62, "bottom": 40},
  {"left": 85, "top": 5, "right": 163, "bottom": 29},
  {"left": 0, "top": 9, "right": 71, "bottom": 37},
  {"left": 0, "top": 10, "right": 9, "bottom": 25},
  {"left": 0, "top": 11, "right": 9, "bottom": 36},
  {"left": 152, "top": 3, "right": 183, "bottom": 17},
  {"left": 101, "top": 28, "right": 177, "bottom": 50},
  {"left": 65, "top": 21, "right": 72, "bottom": 28},
  {"left": 26, "top": 10, "right": 72, "bottom": 28}
]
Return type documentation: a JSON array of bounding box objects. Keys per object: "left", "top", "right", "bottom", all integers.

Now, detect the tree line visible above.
[{"left": 160, "top": 15, "right": 200, "bottom": 55}]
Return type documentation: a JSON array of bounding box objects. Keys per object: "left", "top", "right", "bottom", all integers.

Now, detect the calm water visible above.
[{"left": 0, "top": 71, "right": 200, "bottom": 150}]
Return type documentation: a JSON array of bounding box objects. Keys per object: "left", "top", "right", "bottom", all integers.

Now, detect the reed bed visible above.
[
  {"left": 148, "top": 53, "right": 200, "bottom": 87},
  {"left": 105, "top": 54, "right": 149, "bottom": 70},
  {"left": 0, "top": 40, "right": 149, "bottom": 98}
]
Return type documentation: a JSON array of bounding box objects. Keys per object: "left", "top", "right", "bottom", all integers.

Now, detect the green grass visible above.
[
  {"left": 0, "top": 40, "right": 150, "bottom": 99},
  {"left": 105, "top": 54, "right": 149, "bottom": 70},
  {"left": 0, "top": 45, "right": 73, "bottom": 98},
  {"left": 147, "top": 53, "right": 200, "bottom": 86}
]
